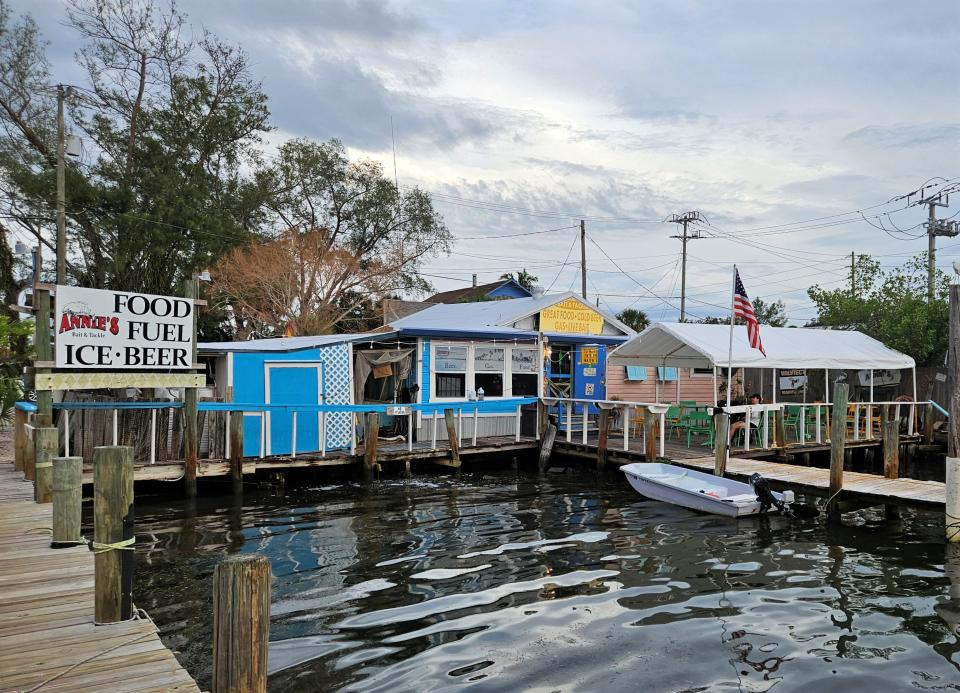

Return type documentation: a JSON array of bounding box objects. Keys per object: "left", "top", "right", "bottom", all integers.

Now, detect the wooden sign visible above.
[
  {"left": 540, "top": 299, "right": 604, "bottom": 335},
  {"left": 35, "top": 372, "right": 205, "bottom": 391}
]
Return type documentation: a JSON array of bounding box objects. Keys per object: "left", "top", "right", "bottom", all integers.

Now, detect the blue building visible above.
[{"left": 198, "top": 292, "right": 633, "bottom": 456}]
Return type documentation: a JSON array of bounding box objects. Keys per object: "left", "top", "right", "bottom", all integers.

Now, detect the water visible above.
[{"left": 127, "top": 468, "right": 960, "bottom": 692}]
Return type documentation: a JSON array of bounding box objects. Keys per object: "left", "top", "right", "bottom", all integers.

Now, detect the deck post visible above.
[
  {"left": 714, "top": 413, "right": 729, "bottom": 476},
  {"left": 94, "top": 445, "right": 135, "bottom": 623},
  {"left": 774, "top": 409, "right": 786, "bottom": 453},
  {"left": 52, "top": 456, "right": 83, "bottom": 547},
  {"left": 597, "top": 408, "right": 609, "bottom": 469},
  {"left": 443, "top": 409, "right": 461, "bottom": 468},
  {"left": 622, "top": 405, "right": 630, "bottom": 451},
  {"left": 34, "top": 426, "right": 57, "bottom": 503},
  {"left": 537, "top": 399, "right": 547, "bottom": 439},
  {"left": 881, "top": 404, "right": 900, "bottom": 479},
  {"left": 14, "top": 407, "right": 26, "bottom": 472},
  {"left": 212, "top": 554, "right": 271, "bottom": 693},
  {"left": 925, "top": 403, "right": 935, "bottom": 445},
  {"left": 473, "top": 406, "right": 479, "bottom": 447},
  {"left": 230, "top": 410, "right": 244, "bottom": 495},
  {"left": 828, "top": 382, "right": 849, "bottom": 523},
  {"left": 364, "top": 413, "right": 379, "bottom": 481},
  {"left": 947, "top": 283, "right": 960, "bottom": 541},
  {"left": 581, "top": 406, "right": 588, "bottom": 445},
  {"left": 515, "top": 404, "right": 522, "bottom": 443},
  {"left": 291, "top": 411, "right": 297, "bottom": 458},
  {"left": 566, "top": 403, "right": 572, "bottom": 443},
  {"left": 643, "top": 412, "right": 657, "bottom": 461}
]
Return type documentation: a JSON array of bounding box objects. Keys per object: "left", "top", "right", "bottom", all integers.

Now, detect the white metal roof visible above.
[
  {"left": 609, "top": 322, "right": 915, "bottom": 370},
  {"left": 388, "top": 291, "right": 633, "bottom": 335},
  {"left": 198, "top": 331, "right": 395, "bottom": 353}
]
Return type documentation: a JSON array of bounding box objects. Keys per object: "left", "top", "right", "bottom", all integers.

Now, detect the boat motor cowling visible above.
[{"left": 749, "top": 473, "right": 793, "bottom": 516}]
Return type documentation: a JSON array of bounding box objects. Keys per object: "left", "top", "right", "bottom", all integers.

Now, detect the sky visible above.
[{"left": 12, "top": 0, "right": 960, "bottom": 324}]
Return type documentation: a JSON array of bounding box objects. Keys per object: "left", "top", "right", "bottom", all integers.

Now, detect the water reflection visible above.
[{"left": 128, "top": 471, "right": 960, "bottom": 692}]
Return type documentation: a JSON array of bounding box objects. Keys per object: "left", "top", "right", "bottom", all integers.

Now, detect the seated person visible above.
[{"left": 730, "top": 393, "right": 762, "bottom": 442}]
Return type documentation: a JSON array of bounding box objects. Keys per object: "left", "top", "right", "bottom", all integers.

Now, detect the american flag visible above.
[{"left": 734, "top": 270, "right": 766, "bottom": 356}]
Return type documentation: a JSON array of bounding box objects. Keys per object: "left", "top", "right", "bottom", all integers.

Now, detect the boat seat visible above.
[{"left": 723, "top": 493, "right": 758, "bottom": 504}]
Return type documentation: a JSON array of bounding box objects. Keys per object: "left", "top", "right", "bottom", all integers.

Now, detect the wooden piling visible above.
[
  {"left": 94, "top": 445, "right": 135, "bottom": 623},
  {"left": 14, "top": 406, "right": 26, "bottom": 472},
  {"left": 230, "top": 411, "right": 244, "bottom": 495},
  {"left": 538, "top": 423, "right": 557, "bottom": 472},
  {"left": 881, "top": 404, "right": 899, "bottom": 479},
  {"left": 443, "top": 409, "right": 461, "bottom": 468},
  {"left": 537, "top": 399, "right": 548, "bottom": 438},
  {"left": 948, "top": 284, "right": 960, "bottom": 541},
  {"left": 714, "top": 413, "right": 729, "bottom": 476},
  {"left": 774, "top": 409, "right": 787, "bottom": 452},
  {"left": 364, "top": 412, "right": 379, "bottom": 481},
  {"left": 183, "top": 278, "right": 199, "bottom": 498},
  {"left": 828, "top": 382, "right": 849, "bottom": 523},
  {"left": 184, "top": 387, "right": 198, "bottom": 498},
  {"left": 925, "top": 403, "right": 935, "bottom": 446},
  {"left": 643, "top": 413, "right": 657, "bottom": 461},
  {"left": 33, "top": 426, "right": 57, "bottom": 503},
  {"left": 52, "top": 456, "right": 83, "bottom": 547},
  {"left": 597, "top": 409, "right": 610, "bottom": 469},
  {"left": 212, "top": 554, "right": 271, "bottom": 693},
  {"left": 34, "top": 287, "right": 53, "bottom": 426}
]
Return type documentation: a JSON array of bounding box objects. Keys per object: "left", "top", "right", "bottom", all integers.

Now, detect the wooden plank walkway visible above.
[
  {"left": 79, "top": 435, "right": 537, "bottom": 484},
  {"left": 0, "top": 438, "right": 201, "bottom": 692},
  {"left": 672, "top": 455, "right": 946, "bottom": 508}
]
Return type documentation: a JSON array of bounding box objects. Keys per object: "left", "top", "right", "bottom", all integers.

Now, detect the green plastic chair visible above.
[
  {"left": 685, "top": 411, "right": 714, "bottom": 448},
  {"left": 667, "top": 405, "right": 684, "bottom": 438}
]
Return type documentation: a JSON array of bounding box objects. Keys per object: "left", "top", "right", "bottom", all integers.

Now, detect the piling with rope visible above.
[
  {"left": 93, "top": 445, "right": 135, "bottom": 623},
  {"left": 828, "top": 382, "right": 849, "bottom": 524}
]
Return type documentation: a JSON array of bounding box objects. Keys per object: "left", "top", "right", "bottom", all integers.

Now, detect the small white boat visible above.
[{"left": 621, "top": 462, "right": 794, "bottom": 518}]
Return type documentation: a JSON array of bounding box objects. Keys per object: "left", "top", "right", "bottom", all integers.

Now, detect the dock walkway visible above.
[
  {"left": 674, "top": 455, "right": 945, "bottom": 508},
  {"left": 0, "top": 438, "right": 200, "bottom": 692}
]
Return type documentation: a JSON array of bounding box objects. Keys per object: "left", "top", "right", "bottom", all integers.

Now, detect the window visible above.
[
  {"left": 434, "top": 345, "right": 467, "bottom": 398},
  {"left": 474, "top": 346, "right": 504, "bottom": 397},
  {"left": 691, "top": 368, "right": 713, "bottom": 378},
  {"left": 625, "top": 365, "right": 647, "bottom": 381},
  {"left": 511, "top": 347, "right": 539, "bottom": 395}
]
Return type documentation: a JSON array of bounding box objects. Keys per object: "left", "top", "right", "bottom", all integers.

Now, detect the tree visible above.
[
  {"left": 212, "top": 140, "right": 450, "bottom": 337},
  {"left": 808, "top": 252, "right": 948, "bottom": 365},
  {"left": 0, "top": 314, "right": 32, "bottom": 423},
  {"left": 0, "top": 0, "right": 271, "bottom": 303},
  {"left": 695, "top": 297, "right": 787, "bottom": 327},
  {"left": 500, "top": 269, "right": 538, "bottom": 291},
  {"left": 616, "top": 307, "right": 649, "bottom": 332}
]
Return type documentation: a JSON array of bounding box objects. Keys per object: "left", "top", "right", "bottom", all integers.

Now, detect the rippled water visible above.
[{"left": 127, "top": 466, "right": 960, "bottom": 692}]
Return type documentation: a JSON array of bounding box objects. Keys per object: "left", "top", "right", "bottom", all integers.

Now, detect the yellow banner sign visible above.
[
  {"left": 580, "top": 346, "right": 598, "bottom": 365},
  {"left": 540, "top": 299, "right": 604, "bottom": 335}
]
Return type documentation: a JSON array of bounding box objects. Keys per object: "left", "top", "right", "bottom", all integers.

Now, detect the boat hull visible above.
[{"left": 621, "top": 462, "right": 792, "bottom": 518}]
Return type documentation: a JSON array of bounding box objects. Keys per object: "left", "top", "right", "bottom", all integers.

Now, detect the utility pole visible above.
[
  {"left": 850, "top": 252, "right": 855, "bottom": 297},
  {"left": 580, "top": 219, "right": 587, "bottom": 299},
  {"left": 918, "top": 191, "right": 956, "bottom": 302},
  {"left": 668, "top": 211, "right": 701, "bottom": 321},
  {"left": 56, "top": 85, "right": 66, "bottom": 285}
]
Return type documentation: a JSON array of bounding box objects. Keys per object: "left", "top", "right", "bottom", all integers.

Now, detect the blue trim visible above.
[{"left": 421, "top": 339, "right": 431, "bottom": 404}]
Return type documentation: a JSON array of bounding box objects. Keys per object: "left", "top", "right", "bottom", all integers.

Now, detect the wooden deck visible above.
[
  {"left": 0, "top": 458, "right": 200, "bottom": 692},
  {"left": 673, "top": 455, "right": 945, "bottom": 508},
  {"left": 80, "top": 435, "right": 537, "bottom": 484}
]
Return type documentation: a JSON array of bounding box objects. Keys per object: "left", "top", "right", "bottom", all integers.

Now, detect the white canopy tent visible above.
[{"left": 610, "top": 323, "right": 916, "bottom": 405}]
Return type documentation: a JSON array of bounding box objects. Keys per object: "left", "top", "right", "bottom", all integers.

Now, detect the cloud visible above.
[{"left": 843, "top": 123, "right": 960, "bottom": 149}]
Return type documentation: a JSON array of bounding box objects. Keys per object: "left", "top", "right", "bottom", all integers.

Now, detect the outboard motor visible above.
[{"left": 749, "top": 473, "right": 794, "bottom": 517}]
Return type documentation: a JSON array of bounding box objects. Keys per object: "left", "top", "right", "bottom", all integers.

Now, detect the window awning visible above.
[{"left": 609, "top": 323, "right": 915, "bottom": 370}]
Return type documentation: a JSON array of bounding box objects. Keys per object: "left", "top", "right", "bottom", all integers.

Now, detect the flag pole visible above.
[{"left": 726, "top": 264, "right": 736, "bottom": 407}]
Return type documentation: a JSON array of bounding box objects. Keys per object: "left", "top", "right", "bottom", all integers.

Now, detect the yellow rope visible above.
[{"left": 87, "top": 537, "right": 135, "bottom": 553}]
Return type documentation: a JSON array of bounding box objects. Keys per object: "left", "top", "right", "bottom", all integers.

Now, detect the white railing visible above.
[
  {"left": 543, "top": 397, "right": 670, "bottom": 458},
  {"left": 780, "top": 400, "right": 922, "bottom": 444}
]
